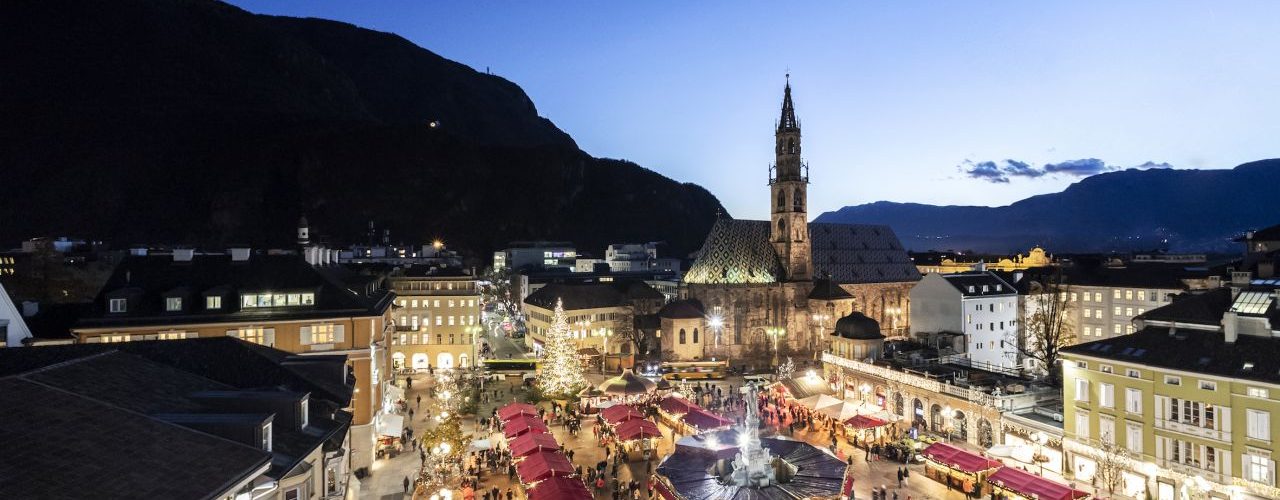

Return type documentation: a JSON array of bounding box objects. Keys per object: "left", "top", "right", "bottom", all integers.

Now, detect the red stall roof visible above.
[
  {"left": 921, "top": 442, "right": 1003, "bottom": 474},
  {"left": 659, "top": 396, "right": 693, "bottom": 415},
  {"left": 497, "top": 402, "right": 539, "bottom": 421},
  {"left": 510, "top": 432, "right": 560, "bottom": 457},
  {"left": 650, "top": 479, "right": 678, "bottom": 500},
  {"left": 528, "top": 476, "right": 592, "bottom": 500},
  {"left": 844, "top": 414, "right": 889, "bottom": 429},
  {"left": 682, "top": 407, "right": 732, "bottom": 430},
  {"left": 600, "top": 405, "right": 644, "bottom": 425},
  {"left": 615, "top": 418, "right": 662, "bottom": 441},
  {"left": 988, "top": 466, "right": 1090, "bottom": 500},
  {"left": 503, "top": 415, "right": 549, "bottom": 439},
  {"left": 516, "top": 450, "right": 574, "bottom": 484}
]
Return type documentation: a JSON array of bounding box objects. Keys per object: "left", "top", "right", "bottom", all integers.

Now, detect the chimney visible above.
[
  {"left": 173, "top": 249, "right": 195, "bottom": 262},
  {"left": 1223, "top": 311, "right": 1239, "bottom": 344},
  {"left": 230, "top": 247, "right": 251, "bottom": 262}
]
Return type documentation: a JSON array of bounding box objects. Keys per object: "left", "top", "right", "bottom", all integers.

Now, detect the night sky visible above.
[{"left": 229, "top": 1, "right": 1280, "bottom": 221}]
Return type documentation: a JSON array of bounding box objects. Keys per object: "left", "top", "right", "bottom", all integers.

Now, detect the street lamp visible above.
[
  {"left": 810, "top": 313, "right": 830, "bottom": 354},
  {"left": 599, "top": 327, "right": 614, "bottom": 374},
  {"left": 765, "top": 327, "right": 787, "bottom": 368},
  {"left": 708, "top": 315, "right": 724, "bottom": 347},
  {"left": 943, "top": 405, "right": 954, "bottom": 442}
]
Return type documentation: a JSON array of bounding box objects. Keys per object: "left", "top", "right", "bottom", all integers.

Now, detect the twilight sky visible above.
[{"left": 230, "top": 1, "right": 1280, "bottom": 221}]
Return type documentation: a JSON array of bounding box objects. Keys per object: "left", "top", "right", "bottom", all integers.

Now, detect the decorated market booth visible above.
[
  {"left": 527, "top": 476, "right": 592, "bottom": 500},
  {"left": 597, "top": 369, "right": 659, "bottom": 404},
  {"left": 987, "top": 466, "right": 1091, "bottom": 500},
  {"left": 503, "top": 415, "right": 549, "bottom": 440},
  {"left": 614, "top": 418, "right": 662, "bottom": 461},
  {"left": 599, "top": 404, "right": 645, "bottom": 427},
  {"left": 516, "top": 450, "right": 575, "bottom": 486},
  {"left": 678, "top": 407, "right": 733, "bottom": 435},
  {"left": 510, "top": 432, "right": 561, "bottom": 458},
  {"left": 920, "top": 442, "right": 1003, "bottom": 497},
  {"left": 497, "top": 402, "right": 538, "bottom": 422},
  {"left": 844, "top": 414, "right": 893, "bottom": 444},
  {"left": 657, "top": 396, "right": 694, "bottom": 428}
]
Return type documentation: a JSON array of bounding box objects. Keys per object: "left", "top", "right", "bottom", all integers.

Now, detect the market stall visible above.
[
  {"left": 920, "top": 442, "right": 1003, "bottom": 497},
  {"left": 614, "top": 418, "right": 662, "bottom": 461},
  {"left": 527, "top": 476, "right": 592, "bottom": 500},
  {"left": 678, "top": 407, "right": 733, "bottom": 434},
  {"left": 657, "top": 396, "right": 694, "bottom": 428},
  {"left": 597, "top": 369, "right": 658, "bottom": 404},
  {"left": 497, "top": 402, "right": 539, "bottom": 422},
  {"left": 503, "top": 415, "right": 549, "bottom": 439},
  {"left": 515, "top": 450, "right": 574, "bottom": 484},
  {"left": 510, "top": 432, "right": 560, "bottom": 458},
  {"left": 986, "top": 466, "right": 1090, "bottom": 500},
  {"left": 844, "top": 414, "right": 892, "bottom": 443},
  {"left": 600, "top": 404, "right": 645, "bottom": 427}
]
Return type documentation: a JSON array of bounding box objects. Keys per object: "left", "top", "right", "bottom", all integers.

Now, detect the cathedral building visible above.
[{"left": 682, "top": 79, "right": 920, "bottom": 362}]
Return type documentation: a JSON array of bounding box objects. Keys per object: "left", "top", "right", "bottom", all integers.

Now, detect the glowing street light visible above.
[
  {"left": 707, "top": 315, "right": 724, "bottom": 347},
  {"left": 765, "top": 327, "right": 786, "bottom": 367}
]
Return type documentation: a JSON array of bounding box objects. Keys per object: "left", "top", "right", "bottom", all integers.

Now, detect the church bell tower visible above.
[{"left": 770, "top": 75, "right": 811, "bottom": 281}]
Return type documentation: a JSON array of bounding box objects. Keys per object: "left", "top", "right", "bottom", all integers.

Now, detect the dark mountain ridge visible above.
[
  {"left": 816, "top": 160, "right": 1280, "bottom": 253},
  {"left": 0, "top": 0, "right": 722, "bottom": 258}
]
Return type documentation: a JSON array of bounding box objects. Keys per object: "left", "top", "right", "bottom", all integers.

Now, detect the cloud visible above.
[
  {"left": 962, "top": 158, "right": 1177, "bottom": 184},
  {"left": 1043, "top": 158, "right": 1112, "bottom": 176}
]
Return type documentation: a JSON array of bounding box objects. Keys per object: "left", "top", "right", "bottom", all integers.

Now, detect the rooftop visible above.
[
  {"left": 942, "top": 272, "right": 1017, "bottom": 297},
  {"left": 524, "top": 280, "right": 663, "bottom": 311},
  {"left": 1063, "top": 326, "right": 1280, "bottom": 385}
]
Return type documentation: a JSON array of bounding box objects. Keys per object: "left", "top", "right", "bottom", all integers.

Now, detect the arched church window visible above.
[
  {"left": 777, "top": 190, "right": 785, "bottom": 209},
  {"left": 793, "top": 189, "right": 803, "bottom": 211},
  {"left": 788, "top": 138, "right": 796, "bottom": 154},
  {"left": 778, "top": 219, "right": 786, "bottom": 237},
  {"left": 692, "top": 328, "right": 699, "bottom": 343},
  {"left": 679, "top": 329, "right": 686, "bottom": 344}
]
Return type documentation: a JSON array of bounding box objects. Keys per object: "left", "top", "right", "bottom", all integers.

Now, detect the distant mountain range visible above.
[
  {"left": 0, "top": 0, "right": 723, "bottom": 261},
  {"left": 816, "top": 160, "right": 1280, "bottom": 254}
]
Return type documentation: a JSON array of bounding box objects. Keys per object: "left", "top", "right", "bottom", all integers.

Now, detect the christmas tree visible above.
[{"left": 539, "top": 298, "right": 587, "bottom": 397}]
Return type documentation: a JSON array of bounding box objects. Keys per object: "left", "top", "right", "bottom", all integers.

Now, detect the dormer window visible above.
[
  {"left": 206, "top": 296, "right": 222, "bottom": 310},
  {"left": 241, "top": 292, "right": 316, "bottom": 309},
  {"left": 968, "top": 286, "right": 975, "bottom": 293},
  {"left": 109, "top": 298, "right": 127, "bottom": 313},
  {"left": 300, "top": 398, "right": 310, "bottom": 428},
  {"left": 982, "top": 285, "right": 989, "bottom": 293},
  {"left": 165, "top": 297, "right": 182, "bottom": 312},
  {"left": 262, "top": 422, "right": 273, "bottom": 452}
]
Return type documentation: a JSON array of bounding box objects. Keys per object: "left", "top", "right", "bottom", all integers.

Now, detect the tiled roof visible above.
[
  {"left": 0, "top": 370, "right": 271, "bottom": 499},
  {"left": 810, "top": 223, "right": 921, "bottom": 284},
  {"left": 658, "top": 300, "right": 704, "bottom": 319},
  {"left": 1052, "top": 263, "right": 1208, "bottom": 290},
  {"left": 684, "top": 219, "right": 783, "bottom": 284},
  {"left": 1062, "top": 326, "right": 1280, "bottom": 385},
  {"left": 1136, "top": 288, "right": 1235, "bottom": 326},
  {"left": 684, "top": 219, "right": 920, "bottom": 285},
  {"left": 808, "top": 278, "right": 853, "bottom": 300},
  {"left": 80, "top": 254, "right": 392, "bottom": 329},
  {"left": 524, "top": 280, "right": 662, "bottom": 311}
]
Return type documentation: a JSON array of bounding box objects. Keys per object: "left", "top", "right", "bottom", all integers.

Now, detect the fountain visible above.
[{"left": 654, "top": 382, "right": 846, "bottom": 499}]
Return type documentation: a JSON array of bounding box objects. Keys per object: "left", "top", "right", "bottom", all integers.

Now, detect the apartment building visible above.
[
  {"left": 386, "top": 267, "right": 481, "bottom": 371},
  {"left": 910, "top": 272, "right": 1020, "bottom": 371},
  {"left": 522, "top": 280, "right": 664, "bottom": 360},
  {"left": 68, "top": 249, "right": 394, "bottom": 470},
  {"left": 1061, "top": 278, "right": 1280, "bottom": 500}
]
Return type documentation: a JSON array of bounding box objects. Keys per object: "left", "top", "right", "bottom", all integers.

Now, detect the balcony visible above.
[
  {"left": 821, "top": 351, "right": 1043, "bottom": 412},
  {"left": 1157, "top": 458, "right": 1223, "bottom": 484},
  {"left": 1153, "top": 418, "right": 1231, "bottom": 443}
]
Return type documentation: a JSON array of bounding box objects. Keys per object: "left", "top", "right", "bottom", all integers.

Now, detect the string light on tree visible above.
[{"left": 538, "top": 298, "right": 587, "bottom": 396}]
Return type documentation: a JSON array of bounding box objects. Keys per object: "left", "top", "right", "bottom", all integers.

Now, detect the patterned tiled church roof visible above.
[
  {"left": 684, "top": 219, "right": 921, "bottom": 285},
  {"left": 683, "top": 219, "right": 783, "bottom": 284}
]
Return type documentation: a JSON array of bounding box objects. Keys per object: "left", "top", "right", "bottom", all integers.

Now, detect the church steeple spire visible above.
[{"left": 778, "top": 73, "right": 799, "bottom": 132}]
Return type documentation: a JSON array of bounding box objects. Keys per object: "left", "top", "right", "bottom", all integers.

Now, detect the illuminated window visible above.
[
  {"left": 109, "top": 298, "right": 127, "bottom": 313},
  {"left": 206, "top": 296, "right": 222, "bottom": 310},
  {"left": 1113, "top": 290, "right": 1122, "bottom": 299},
  {"left": 234, "top": 327, "right": 267, "bottom": 345},
  {"left": 165, "top": 297, "right": 182, "bottom": 312},
  {"left": 311, "top": 324, "right": 335, "bottom": 344}
]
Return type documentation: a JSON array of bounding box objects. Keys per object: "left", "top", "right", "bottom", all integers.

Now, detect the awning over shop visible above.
[
  {"left": 659, "top": 396, "right": 693, "bottom": 415},
  {"left": 921, "top": 442, "right": 1003, "bottom": 474},
  {"left": 503, "top": 415, "right": 549, "bottom": 439},
  {"left": 516, "top": 450, "right": 574, "bottom": 484},
  {"left": 987, "top": 466, "right": 1090, "bottom": 500},
  {"left": 616, "top": 419, "right": 662, "bottom": 441},
  {"left": 779, "top": 375, "right": 834, "bottom": 400},
  {"left": 799, "top": 394, "right": 843, "bottom": 410},
  {"left": 497, "top": 402, "right": 539, "bottom": 421},
  {"left": 510, "top": 432, "right": 560, "bottom": 457},
  {"left": 817, "top": 402, "right": 861, "bottom": 421},
  {"left": 682, "top": 408, "right": 732, "bottom": 431},
  {"left": 650, "top": 479, "right": 678, "bottom": 500},
  {"left": 600, "top": 404, "right": 644, "bottom": 426},
  {"left": 528, "top": 476, "right": 592, "bottom": 500},
  {"left": 844, "top": 414, "right": 890, "bottom": 429},
  {"left": 375, "top": 413, "right": 404, "bottom": 438}
]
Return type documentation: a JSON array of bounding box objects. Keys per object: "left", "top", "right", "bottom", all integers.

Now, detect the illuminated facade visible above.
[
  {"left": 387, "top": 270, "right": 481, "bottom": 372},
  {"left": 914, "top": 247, "right": 1055, "bottom": 274},
  {"left": 682, "top": 79, "right": 919, "bottom": 363}
]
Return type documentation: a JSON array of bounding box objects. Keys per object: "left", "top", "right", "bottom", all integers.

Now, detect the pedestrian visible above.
[
  {"left": 416, "top": 394, "right": 422, "bottom": 408},
  {"left": 897, "top": 467, "right": 903, "bottom": 487},
  {"left": 505, "top": 488, "right": 513, "bottom": 500},
  {"left": 403, "top": 476, "right": 410, "bottom": 493}
]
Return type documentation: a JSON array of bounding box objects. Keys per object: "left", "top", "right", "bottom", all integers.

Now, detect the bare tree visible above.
[
  {"left": 614, "top": 306, "right": 649, "bottom": 360},
  {"left": 481, "top": 266, "right": 520, "bottom": 316},
  {"left": 1015, "top": 268, "right": 1074, "bottom": 383},
  {"left": 1090, "top": 438, "right": 1131, "bottom": 498}
]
